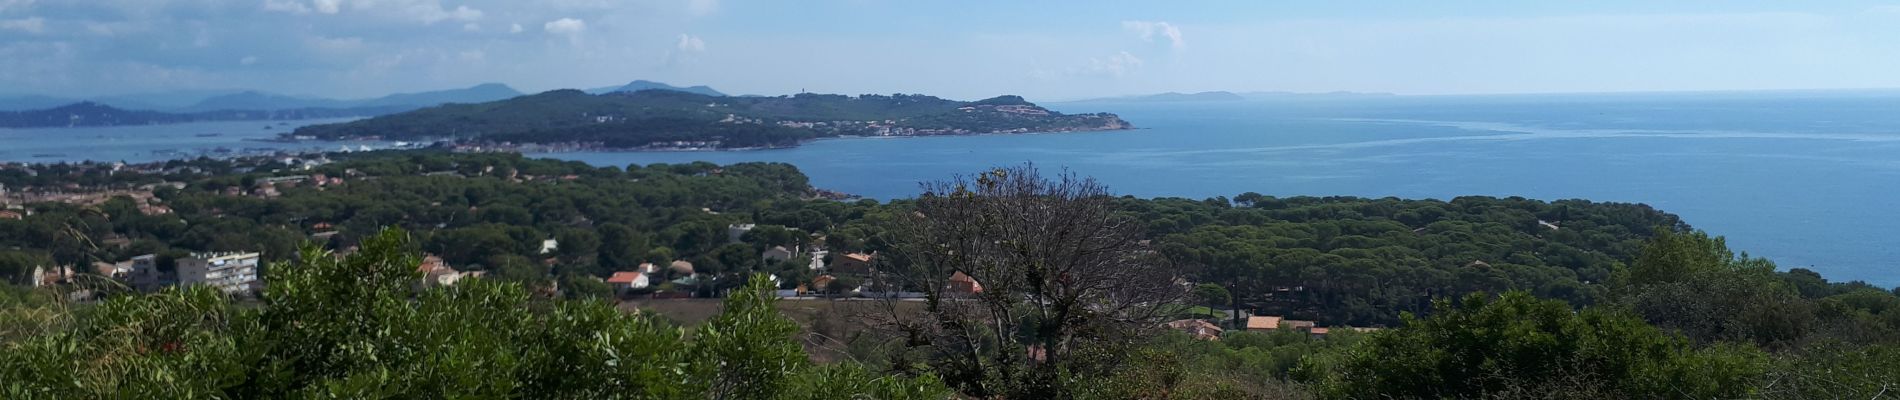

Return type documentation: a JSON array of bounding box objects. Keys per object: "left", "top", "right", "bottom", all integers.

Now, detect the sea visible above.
[
  {"left": 1, "top": 92, "right": 1895, "bottom": 287},
  {"left": 0, "top": 118, "right": 385, "bottom": 163}
]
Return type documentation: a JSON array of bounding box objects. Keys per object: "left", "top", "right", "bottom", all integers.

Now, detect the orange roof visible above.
[
  {"left": 949, "top": 271, "right": 977, "bottom": 283},
  {"left": 607, "top": 271, "right": 644, "bottom": 284},
  {"left": 842, "top": 253, "right": 873, "bottom": 262},
  {"left": 1309, "top": 327, "right": 1331, "bottom": 335},
  {"left": 1246, "top": 315, "right": 1283, "bottom": 331},
  {"left": 417, "top": 255, "right": 446, "bottom": 273}
]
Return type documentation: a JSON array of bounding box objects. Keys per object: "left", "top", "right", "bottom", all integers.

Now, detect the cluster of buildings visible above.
[
  {"left": 1162, "top": 314, "right": 1384, "bottom": 341},
  {"left": 33, "top": 251, "right": 264, "bottom": 298}
]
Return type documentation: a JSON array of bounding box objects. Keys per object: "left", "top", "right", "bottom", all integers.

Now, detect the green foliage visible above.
[
  {"left": 1302, "top": 291, "right": 1767, "bottom": 399},
  {"left": 1192, "top": 283, "right": 1231, "bottom": 307},
  {"left": 1146, "top": 195, "right": 1681, "bottom": 325},
  {"left": 293, "top": 89, "right": 1125, "bottom": 149},
  {"left": 0, "top": 227, "right": 945, "bottom": 399},
  {"left": 1760, "top": 342, "right": 1900, "bottom": 399},
  {"left": 694, "top": 274, "right": 807, "bottom": 400},
  {"left": 1619, "top": 229, "right": 1816, "bottom": 346}
]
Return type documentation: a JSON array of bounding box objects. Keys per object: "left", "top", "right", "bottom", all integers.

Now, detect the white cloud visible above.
[
  {"left": 458, "top": 50, "right": 485, "bottom": 62},
  {"left": 1122, "top": 20, "right": 1184, "bottom": 49},
  {"left": 0, "top": 0, "right": 35, "bottom": 14},
  {"left": 463, "top": 22, "right": 479, "bottom": 31},
  {"left": 544, "top": 18, "right": 585, "bottom": 44},
  {"left": 306, "top": 35, "right": 365, "bottom": 52},
  {"left": 0, "top": 17, "right": 44, "bottom": 34},
  {"left": 509, "top": 23, "right": 523, "bottom": 33},
  {"left": 240, "top": 55, "right": 260, "bottom": 65},
  {"left": 544, "top": 18, "right": 585, "bottom": 35},
  {"left": 1091, "top": 51, "right": 1143, "bottom": 76},
  {"left": 687, "top": 0, "right": 718, "bottom": 16},
  {"left": 275, "top": 0, "right": 477, "bottom": 24},
  {"left": 263, "top": 0, "right": 312, "bottom": 14},
  {"left": 314, "top": 0, "right": 341, "bottom": 14},
  {"left": 416, "top": 5, "right": 483, "bottom": 24},
  {"left": 676, "top": 33, "right": 705, "bottom": 52}
]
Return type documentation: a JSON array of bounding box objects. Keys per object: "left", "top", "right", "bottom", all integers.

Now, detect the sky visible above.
[{"left": 5, "top": 0, "right": 1900, "bottom": 101}]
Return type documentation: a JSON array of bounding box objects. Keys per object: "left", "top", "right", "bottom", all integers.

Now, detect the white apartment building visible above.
[{"left": 177, "top": 252, "right": 261, "bottom": 295}]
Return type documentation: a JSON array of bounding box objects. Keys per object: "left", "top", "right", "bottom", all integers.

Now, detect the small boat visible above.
[{"left": 196, "top": 133, "right": 222, "bottom": 137}]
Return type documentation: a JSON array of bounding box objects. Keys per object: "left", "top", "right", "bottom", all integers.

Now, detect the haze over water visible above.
[{"left": 546, "top": 92, "right": 1900, "bottom": 287}]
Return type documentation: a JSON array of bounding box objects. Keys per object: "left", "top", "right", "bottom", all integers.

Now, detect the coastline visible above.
[{"left": 513, "top": 126, "right": 1141, "bottom": 154}]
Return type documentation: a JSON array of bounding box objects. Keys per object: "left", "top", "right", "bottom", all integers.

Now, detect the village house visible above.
[
  {"left": 829, "top": 252, "right": 875, "bottom": 275},
  {"left": 1165, "top": 319, "right": 1225, "bottom": 341},
  {"left": 761, "top": 246, "right": 794, "bottom": 263},
  {"left": 727, "top": 223, "right": 755, "bottom": 244},
  {"left": 30, "top": 265, "right": 72, "bottom": 287},
  {"left": 606, "top": 271, "right": 650, "bottom": 294},
  {"left": 947, "top": 271, "right": 983, "bottom": 295},
  {"left": 417, "top": 255, "right": 465, "bottom": 288},
  {"left": 669, "top": 260, "right": 695, "bottom": 276},
  {"left": 126, "top": 254, "right": 165, "bottom": 292},
  {"left": 1245, "top": 315, "right": 1319, "bottom": 333}
]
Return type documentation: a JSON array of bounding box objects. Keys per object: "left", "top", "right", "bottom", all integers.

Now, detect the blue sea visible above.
[
  {"left": 546, "top": 92, "right": 1900, "bottom": 287},
  {"left": 0, "top": 118, "right": 380, "bottom": 163},
  {"left": 1, "top": 93, "right": 1895, "bottom": 286}
]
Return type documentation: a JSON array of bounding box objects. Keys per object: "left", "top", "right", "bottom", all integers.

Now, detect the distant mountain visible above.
[
  {"left": 187, "top": 83, "right": 523, "bottom": 112},
  {"left": 0, "top": 95, "right": 77, "bottom": 111},
  {"left": 186, "top": 91, "right": 349, "bottom": 112},
  {"left": 0, "top": 84, "right": 525, "bottom": 128},
  {"left": 357, "top": 83, "right": 523, "bottom": 108},
  {"left": 295, "top": 90, "right": 1130, "bottom": 149},
  {"left": 0, "top": 102, "right": 407, "bottom": 128},
  {"left": 586, "top": 80, "right": 725, "bottom": 97}
]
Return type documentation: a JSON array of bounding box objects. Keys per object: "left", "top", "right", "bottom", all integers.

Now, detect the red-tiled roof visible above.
[{"left": 607, "top": 271, "right": 644, "bottom": 284}]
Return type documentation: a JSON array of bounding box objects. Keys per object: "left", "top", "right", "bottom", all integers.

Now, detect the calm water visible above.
[
  {"left": 0, "top": 118, "right": 382, "bottom": 163},
  {"left": 1, "top": 94, "right": 1893, "bottom": 286},
  {"left": 546, "top": 92, "right": 1900, "bottom": 287}
]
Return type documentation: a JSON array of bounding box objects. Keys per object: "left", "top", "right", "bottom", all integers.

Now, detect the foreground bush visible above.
[
  {"left": 1301, "top": 291, "right": 1767, "bottom": 399},
  {"left": 0, "top": 227, "right": 947, "bottom": 399}
]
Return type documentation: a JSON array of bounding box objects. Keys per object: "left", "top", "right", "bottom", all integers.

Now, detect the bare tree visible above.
[{"left": 869, "top": 164, "right": 1184, "bottom": 398}]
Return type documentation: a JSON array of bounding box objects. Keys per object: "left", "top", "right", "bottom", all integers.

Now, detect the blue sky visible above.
[{"left": 5, "top": 0, "right": 1900, "bottom": 101}]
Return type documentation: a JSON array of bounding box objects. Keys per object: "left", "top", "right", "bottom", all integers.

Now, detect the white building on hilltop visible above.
[{"left": 177, "top": 252, "right": 261, "bottom": 295}]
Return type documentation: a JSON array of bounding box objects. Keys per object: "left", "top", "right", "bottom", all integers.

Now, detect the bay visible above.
[
  {"left": 545, "top": 92, "right": 1900, "bottom": 287},
  {"left": 0, "top": 118, "right": 386, "bottom": 163}
]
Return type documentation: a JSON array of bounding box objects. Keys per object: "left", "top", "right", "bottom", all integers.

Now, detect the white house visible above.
[{"left": 607, "top": 271, "right": 650, "bottom": 293}]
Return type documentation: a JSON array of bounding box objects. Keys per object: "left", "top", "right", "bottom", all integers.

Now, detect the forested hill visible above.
[
  {"left": 0, "top": 102, "right": 403, "bottom": 128},
  {"left": 290, "top": 89, "right": 1133, "bottom": 149}
]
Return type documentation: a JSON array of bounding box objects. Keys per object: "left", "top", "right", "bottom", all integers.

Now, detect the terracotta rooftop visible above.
[{"left": 607, "top": 271, "right": 644, "bottom": 284}]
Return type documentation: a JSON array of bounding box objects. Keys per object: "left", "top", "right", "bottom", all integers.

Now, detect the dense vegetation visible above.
[
  {"left": 0, "top": 228, "right": 948, "bottom": 398},
  {"left": 4, "top": 151, "right": 1899, "bottom": 398},
  {"left": 292, "top": 90, "right": 1130, "bottom": 148}
]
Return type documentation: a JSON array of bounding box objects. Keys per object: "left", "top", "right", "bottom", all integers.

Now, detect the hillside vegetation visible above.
[
  {"left": 292, "top": 90, "right": 1132, "bottom": 149},
  {"left": 3, "top": 151, "right": 1897, "bottom": 398}
]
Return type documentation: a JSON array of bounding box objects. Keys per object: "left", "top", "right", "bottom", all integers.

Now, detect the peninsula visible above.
[{"left": 290, "top": 89, "right": 1132, "bottom": 150}]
